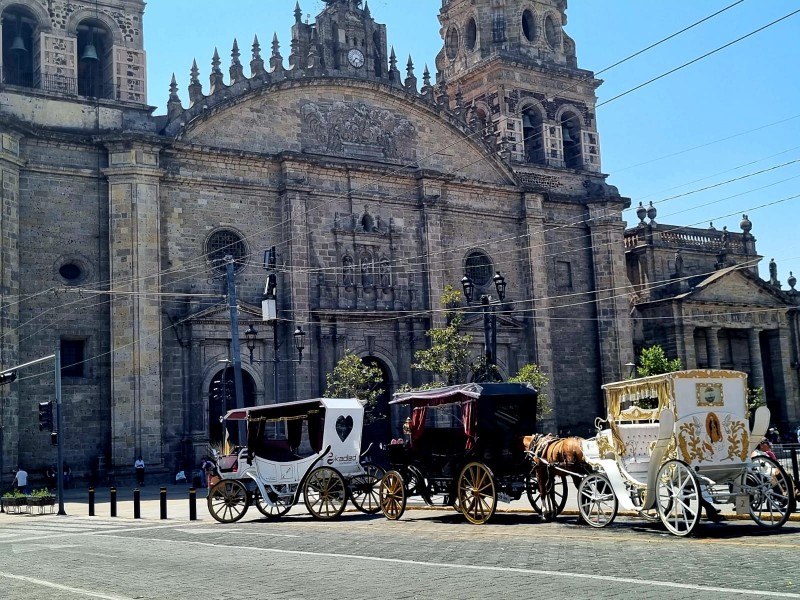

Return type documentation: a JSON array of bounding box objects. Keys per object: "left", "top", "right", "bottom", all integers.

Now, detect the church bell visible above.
[
  {"left": 9, "top": 34, "right": 27, "bottom": 54},
  {"left": 81, "top": 41, "right": 99, "bottom": 62}
]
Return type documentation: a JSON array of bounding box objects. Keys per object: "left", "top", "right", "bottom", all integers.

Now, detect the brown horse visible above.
[{"left": 525, "top": 433, "right": 590, "bottom": 521}]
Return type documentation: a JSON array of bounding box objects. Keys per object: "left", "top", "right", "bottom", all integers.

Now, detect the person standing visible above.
[
  {"left": 134, "top": 456, "right": 145, "bottom": 487},
  {"left": 11, "top": 467, "right": 29, "bottom": 494}
]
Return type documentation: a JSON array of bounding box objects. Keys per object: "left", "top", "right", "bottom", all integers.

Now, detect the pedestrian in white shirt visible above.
[
  {"left": 134, "top": 457, "right": 145, "bottom": 486},
  {"left": 11, "top": 467, "right": 29, "bottom": 494}
]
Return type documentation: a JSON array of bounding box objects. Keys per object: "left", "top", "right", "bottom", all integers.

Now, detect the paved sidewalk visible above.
[{"left": 34, "top": 480, "right": 797, "bottom": 523}]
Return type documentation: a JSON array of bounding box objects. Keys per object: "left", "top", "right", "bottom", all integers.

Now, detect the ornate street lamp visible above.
[
  {"left": 461, "top": 271, "right": 507, "bottom": 382},
  {"left": 245, "top": 322, "right": 305, "bottom": 403}
]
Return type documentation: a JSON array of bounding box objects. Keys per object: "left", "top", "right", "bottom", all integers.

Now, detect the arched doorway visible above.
[
  {"left": 362, "top": 356, "right": 392, "bottom": 467},
  {"left": 208, "top": 368, "right": 256, "bottom": 447}
]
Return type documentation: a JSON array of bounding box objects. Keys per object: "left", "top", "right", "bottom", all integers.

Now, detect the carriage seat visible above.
[
  {"left": 412, "top": 428, "right": 468, "bottom": 475},
  {"left": 255, "top": 439, "right": 297, "bottom": 463},
  {"left": 615, "top": 423, "right": 660, "bottom": 478}
]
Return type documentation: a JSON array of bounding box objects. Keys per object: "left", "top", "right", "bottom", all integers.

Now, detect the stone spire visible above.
[
  {"left": 289, "top": 30, "right": 300, "bottom": 69},
  {"left": 230, "top": 39, "right": 245, "bottom": 84},
  {"left": 388, "top": 47, "right": 401, "bottom": 85},
  {"left": 188, "top": 59, "right": 204, "bottom": 106},
  {"left": 404, "top": 55, "right": 417, "bottom": 92},
  {"left": 270, "top": 33, "right": 284, "bottom": 74},
  {"left": 251, "top": 35, "right": 266, "bottom": 79},
  {"left": 294, "top": 1, "right": 302, "bottom": 23},
  {"left": 167, "top": 73, "right": 183, "bottom": 120},
  {"left": 210, "top": 48, "right": 226, "bottom": 94}
]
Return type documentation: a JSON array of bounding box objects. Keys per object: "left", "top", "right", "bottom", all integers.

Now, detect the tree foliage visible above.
[
  {"left": 635, "top": 345, "right": 682, "bottom": 377},
  {"left": 324, "top": 351, "right": 385, "bottom": 422},
  {"left": 508, "top": 363, "right": 551, "bottom": 419},
  {"left": 411, "top": 285, "right": 472, "bottom": 385}
]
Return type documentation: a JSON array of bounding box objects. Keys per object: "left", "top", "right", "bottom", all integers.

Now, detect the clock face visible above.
[{"left": 348, "top": 48, "right": 365, "bottom": 68}]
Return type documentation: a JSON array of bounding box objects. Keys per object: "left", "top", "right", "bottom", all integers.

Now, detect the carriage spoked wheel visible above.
[
  {"left": 746, "top": 455, "right": 795, "bottom": 528},
  {"left": 379, "top": 470, "right": 407, "bottom": 520},
  {"left": 303, "top": 466, "right": 347, "bottom": 520},
  {"left": 207, "top": 479, "right": 250, "bottom": 523},
  {"left": 656, "top": 460, "right": 701, "bottom": 537},
  {"left": 577, "top": 473, "right": 618, "bottom": 528},
  {"left": 525, "top": 472, "right": 568, "bottom": 516},
  {"left": 349, "top": 462, "right": 386, "bottom": 514},
  {"left": 254, "top": 488, "right": 293, "bottom": 519},
  {"left": 457, "top": 462, "right": 497, "bottom": 525}
]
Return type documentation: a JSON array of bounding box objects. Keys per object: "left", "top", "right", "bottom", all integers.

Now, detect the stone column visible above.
[
  {"left": 682, "top": 325, "right": 696, "bottom": 370},
  {"left": 706, "top": 327, "right": 721, "bottom": 369},
  {"left": 586, "top": 200, "right": 635, "bottom": 383},
  {"left": 747, "top": 328, "right": 765, "bottom": 390},
  {"left": 104, "top": 142, "right": 164, "bottom": 470}
]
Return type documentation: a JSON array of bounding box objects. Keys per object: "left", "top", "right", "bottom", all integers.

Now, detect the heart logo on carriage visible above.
[{"left": 335, "top": 415, "right": 353, "bottom": 442}]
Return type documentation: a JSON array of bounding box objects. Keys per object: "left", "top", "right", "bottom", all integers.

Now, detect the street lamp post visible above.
[
  {"left": 461, "top": 271, "right": 507, "bottom": 382},
  {"left": 244, "top": 322, "right": 305, "bottom": 403}
]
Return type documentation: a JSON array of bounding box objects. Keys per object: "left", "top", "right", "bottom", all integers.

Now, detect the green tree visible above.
[
  {"left": 508, "top": 363, "right": 551, "bottom": 419},
  {"left": 746, "top": 386, "right": 764, "bottom": 419},
  {"left": 324, "top": 351, "right": 385, "bottom": 422},
  {"left": 411, "top": 285, "right": 473, "bottom": 385},
  {"left": 635, "top": 345, "right": 682, "bottom": 377}
]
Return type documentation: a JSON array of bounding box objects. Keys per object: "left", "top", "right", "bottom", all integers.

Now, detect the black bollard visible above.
[
  {"left": 133, "top": 488, "right": 141, "bottom": 519},
  {"left": 189, "top": 488, "right": 197, "bottom": 521},
  {"left": 88, "top": 487, "right": 95, "bottom": 517},
  {"left": 110, "top": 487, "right": 117, "bottom": 518},
  {"left": 160, "top": 487, "right": 167, "bottom": 520}
]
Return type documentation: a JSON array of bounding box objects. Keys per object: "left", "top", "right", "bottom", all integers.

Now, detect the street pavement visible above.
[{"left": 2, "top": 479, "right": 799, "bottom": 599}]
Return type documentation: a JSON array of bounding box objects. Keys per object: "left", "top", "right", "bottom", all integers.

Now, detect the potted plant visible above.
[
  {"left": 27, "top": 488, "right": 55, "bottom": 506},
  {"left": 2, "top": 490, "right": 28, "bottom": 514}
]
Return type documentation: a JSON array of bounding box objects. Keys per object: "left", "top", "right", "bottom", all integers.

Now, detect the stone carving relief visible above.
[
  {"left": 301, "top": 101, "right": 416, "bottom": 160},
  {"left": 333, "top": 206, "right": 393, "bottom": 236}
]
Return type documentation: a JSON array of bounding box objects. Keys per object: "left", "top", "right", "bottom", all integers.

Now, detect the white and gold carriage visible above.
[
  {"left": 579, "top": 369, "right": 796, "bottom": 536},
  {"left": 206, "top": 398, "right": 383, "bottom": 523}
]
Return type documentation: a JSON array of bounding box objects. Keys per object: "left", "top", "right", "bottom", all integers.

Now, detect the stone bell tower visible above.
[
  {"left": 437, "top": 0, "right": 601, "bottom": 171},
  {"left": 295, "top": 0, "right": 389, "bottom": 80}
]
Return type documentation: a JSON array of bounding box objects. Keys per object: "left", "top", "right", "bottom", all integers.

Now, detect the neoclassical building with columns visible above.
[{"left": 0, "top": 0, "right": 796, "bottom": 481}]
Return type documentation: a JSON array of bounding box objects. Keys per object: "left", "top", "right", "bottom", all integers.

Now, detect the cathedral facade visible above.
[{"left": 1, "top": 0, "right": 697, "bottom": 481}]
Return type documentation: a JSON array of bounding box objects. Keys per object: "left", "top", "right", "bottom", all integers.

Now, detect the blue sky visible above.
[{"left": 144, "top": 1, "right": 800, "bottom": 284}]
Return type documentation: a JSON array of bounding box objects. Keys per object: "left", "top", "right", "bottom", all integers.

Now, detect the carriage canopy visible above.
[{"left": 391, "top": 382, "right": 538, "bottom": 448}]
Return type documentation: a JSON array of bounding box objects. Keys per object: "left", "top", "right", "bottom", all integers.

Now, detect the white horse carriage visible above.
[
  {"left": 207, "top": 397, "right": 383, "bottom": 523},
  {"left": 578, "top": 369, "right": 796, "bottom": 536}
]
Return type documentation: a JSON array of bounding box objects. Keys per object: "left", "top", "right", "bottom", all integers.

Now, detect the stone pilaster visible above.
[
  {"left": 522, "top": 192, "right": 553, "bottom": 402},
  {"left": 681, "top": 323, "right": 696, "bottom": 370},
  {"left": 103, "top": 141, "right": 164, "bottom": 470},
  {"left": 586, "top": 200, "right": 635, "bottom": 384},
  {"left": 0, "top": 130, "right": 22, "bottom": 472},
  {"left": 418, "top": 178, "right": 445, "bottom": 329},
  {"left": 280, "top": 163, "right": 313, "bottom": 401}
]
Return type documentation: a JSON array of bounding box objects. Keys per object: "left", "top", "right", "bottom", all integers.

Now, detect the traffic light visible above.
[
  {"left": 50, "top": 431, "right": 58, "bottom": 446},
  {"left": 38, "top": 401, "right": 53, "bottom": 432},
  {"left": 0, "top": 370, "right": 17, "bottom": 385}
]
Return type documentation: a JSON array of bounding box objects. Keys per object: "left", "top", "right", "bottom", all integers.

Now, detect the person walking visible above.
[
  {"left": 11, "top": 467, "right": 29, "bottom": 494},
  {"left": 134, "top": 456, "right": 145, "bottom": 487}
]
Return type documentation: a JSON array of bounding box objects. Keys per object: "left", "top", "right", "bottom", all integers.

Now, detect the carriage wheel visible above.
[
  {"left": 746, "top": 455, "right": 795, "bottom": 529},
  {"left": 525, "top": 472, "right": 568, "bottom": 516},
  {"left": 207, "top": 479, "right": 250, "bottom": 523},
  {"left": 577, "top": 473, "right": 617, "bottom": 527},
  {"left": 303, "top": 467, "right": 347, "bottom": 520},
  {"left": 457, "top": 462, "right": 497, "bottom": 525},
  {"left": 254, "top": 488, "right": 293, "bottom": 519},
  {"left": 349, "top": 462, "right": 385, "bottom": 514},
  {"left": 656, "top": 460, "right": 701, "bottom": 537},
  {"left": 379, "top": 470, "right": 407, "bottom": 520}
]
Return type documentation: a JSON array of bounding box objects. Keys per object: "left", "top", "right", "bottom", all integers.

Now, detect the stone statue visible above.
[
  {"left": 769, "top": 258, "right": 778, "bottom": 284},
  {"left": 342, "top": 252, "right": 354, "bottom": 286},
  {"left": 674, "top": 249, "right": 684, "bottom": 275}
]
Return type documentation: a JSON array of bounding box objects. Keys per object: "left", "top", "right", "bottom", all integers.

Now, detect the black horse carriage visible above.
[{"left": 377, "top": 382, "right": 539, "bottom": 524}]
